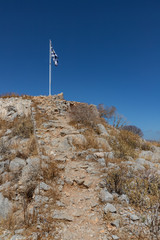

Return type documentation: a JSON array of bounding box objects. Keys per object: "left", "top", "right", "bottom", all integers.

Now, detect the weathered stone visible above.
[
  {"left": 35, "top": 195, "right": 49, "bottom": 204},
  {"left": 111, "top": 219, "right": 120, "bottom": 228},
  {"left": 0, "top": 193, "right": 12, "bottom": 219},
  {"left": 21, "top": 164, "right": 39, "bottom": 184},
  {"left": 39, "top": 182, "right": 51, "bottom": 191},
  {"left": 112, "top": 235, "right": 119, "bottom": 240},
  {"left": 94, "top": 152, "right": 105, "bottom": 158},
  {"left": 104, "top": 203, "right": 116, "bottom": 213},
  {"left": 97, "top": 124, "right": 109, "bottom": 137},
  {"left": 10, "top": 235, "right": 25, "bottom": 240},
  {"left": 83, "top": 179, "right": 92, "bottom": 188},
  {"left": 0, "top": 98, "right": 31, "bottom": 121},
  {"left": 104, "top": 152, "right": 114, "bottom": 159},
  {"left": 136, "top": 158, "right": 154, "bottom": 168},
  {"left": 64, "top": 177, "right": 73, "bottom": 185},
  {"left": 118, "top": 194, "right": 129, "bottom": 204},
  {"left": 86, "top": 154, "right": 96, "bottom": 161},
  {"left": 9, "top": 158, "right": 26, "bottom": 172},
  {"left": 26, "top": 157, "right": 40, "bottom": 166},
  {"left": 139, "top": 151, "right": 153, "bottom": 159},
  {"left": 97, "top": 138, "right": 111, "bottom": 151},
  {"left": 130, "top": 214, "right": 139, "bottom": 221},
  {"left": 99, "top": 189, "right": 113, "bottom": 203},
  {"left": 57, "top": 136, "right": 73, "bottom": 152},
  {"left": 67, "top": 134, "right": 87, "bottom": 147},
  {"left": 0, "top": 161, "right": 9, "bottom": 174},
  {"left": 98, "top": 158, "right": 106, "bottom": 166},
  {"left": 52, "top": 210, "right": 73, "bottom": 221}
]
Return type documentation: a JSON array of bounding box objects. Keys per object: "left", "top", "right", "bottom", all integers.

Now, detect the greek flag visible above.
[{"left": 51, "top": 46, "right": 58, "bottom": 66}]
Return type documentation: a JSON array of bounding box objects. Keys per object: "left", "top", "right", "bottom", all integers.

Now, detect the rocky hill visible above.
[{"left": 0, "top": 93, "right": 160, "bottom": 240}]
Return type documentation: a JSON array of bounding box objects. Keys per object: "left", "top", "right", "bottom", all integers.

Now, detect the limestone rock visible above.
[
  {"left": 139, "top": 150, "right": 153, "bottom": 159},
  {"left": 97, "top": 124, "right": 109, "bottom": 137},
  {"left": 97, "top": 138, "right": 111, "bottom": 151},
  {"left": 104, "top": 203, "right": 116, "bottom": 213},
  {"left": 35, "top": 195, "right": 49, "bottom": 204},
  {"left": 112, "top": 235, "right": 119, "bottom": 240},
  {"left": 136, "top": 158, "right": 154, "bottom": 168},
  {"left": 0, "top": 193, "right": 12, "bottom": 219},
  {"left": 67, "top": 134, "right": 87, "bottom": 147},
  {"left": 9, "top": 158, "right": 26, "bottom": 172},
  {"left": 118, "top": 194, "right": 129, "bottom": 204},
  {"left": 52, "top": 210, "right": 73, "bottom": 221},
  {"left": 39, "top": 182, "right": 51, "bottom": 191},
  {"left": 130, "top": 214, "right": 139, "bottom": 221},
  {"left": 111, "top": 219, "right": 120, "bottom": 228},
  {"left": 10, "top": 235, "right": 25, "bottom": 240},
  {"left": 99, "top": 189, "right": 113, "bottom": 203}
]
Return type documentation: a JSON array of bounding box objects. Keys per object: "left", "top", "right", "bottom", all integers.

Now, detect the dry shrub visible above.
[
  {"left": 41, "top": 158, "right": 59, "bottom": 181},
  {"left": 0, "top": 118, "right": 7, "bottom": 130},
  {"left": 69, "top": 103, "right": 100, "bottom": 128},
  {"left": 122, "top": 125, "right": 143, "bottom": 137},
  {"left": 0, "top": 92, "right": 20, "bottom": 98},
  {"left": 141, "top": 141, "right": 152, "bottom": 151},
  {"left": 73, "top": 129, "right": 110, "bottom": 151},
  {"left": 84, "top": 132, "right": 100, "bottom": 150},
  {"left": 109, "top": 129, "right": 140, "bottom": 159},
  {"left": 149, "top": 141, "right": 160, "bottom": 148},
  {"left": 106, "top": 165, "right": 160, "bottom": 208},
  {"left": 11, "top": 115, "right": 33, "bottom": 138},
  {"left": 27, "top": 136, "right": 38, "bottom": 156},
  {"left": 0, "top": 139, "right": 8, "bottom": 154}
]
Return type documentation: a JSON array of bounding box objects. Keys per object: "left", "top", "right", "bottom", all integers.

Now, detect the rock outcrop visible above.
[{"left": 0, "top": 93, "right": 159, "bottom": 240}]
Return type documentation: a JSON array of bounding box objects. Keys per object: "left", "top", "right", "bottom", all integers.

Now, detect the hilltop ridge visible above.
[{"left": 0, "top": 93, "right": 160, "bottom": 240}]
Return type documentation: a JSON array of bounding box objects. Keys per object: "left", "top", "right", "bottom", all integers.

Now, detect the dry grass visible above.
[
  {"left": 149, "top": 141, "right": 160, "bottom": 148},
  {"left": 41, "top": 158, "right": 59, "bottom": 181},
  {"left": 69, "top": 102, "right": 100, "bottom": 128},
  {"left": 0, "top": 92, "right": 20, "bottom": 98},
  {"left": 0, "top": 93, "right": 32, "bottom": 99},
  {"left": 11, "top": 115, "right": 33, "bottom": 138},
  {"left": 109, "top": 129, "right": 140, "bottom": 159},
  {"left": 106, "top": 165, "right": 160, "bottom": 209}
]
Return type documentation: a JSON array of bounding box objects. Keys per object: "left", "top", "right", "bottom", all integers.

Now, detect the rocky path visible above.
[{"left": 32, "top": 96, "right": 109, "bottom": 240}]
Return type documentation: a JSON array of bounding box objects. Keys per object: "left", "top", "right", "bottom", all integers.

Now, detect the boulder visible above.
[
  {"left": 97, "top": 138, "right": 111, "bottom": 151},
  {"left": 104, "top": 152, "right": 114, "bottom": 159},
  {"left": 52, "top": 210, "right": 73, "bottom": 221},
  {"left": 10, "top": 235, "right": 25, "bottom": 240},
  {"left": 0, "top": 193, "right": 12, "bottom": 219},
  {"left": 111, "top": 219, "right": 120, "bottom": 228},
  {"left": 98, "top": 158, "right": 106, "bottom": 167},
  {"left": 136, "top": 158, "right": 154, "bottom": 168},
  {"left": 9, "top": 158, "right": 26, "bottom": 172},
  {"left": 67, "top": 134, "right": 87, "bottom": 147},
  {"left": 118, "top": 194, "right": 129, "bottom": 204},
  {"left": 104, "top": 203, "right": 116, "bottom": 213},
  {"left": 130, "top": 214, "right": 139, "bottom": 221},
  {"left": 99, "top": 189, "right": 113, "bottom": 203},
  {"left": 97, "top": 124, "right": 109, "bottom": 137},
  {"left": 94, "top": 152, "right": 105, "bottom": 158},
  {"left": 139, "top": 151, "right": 153, "bottom": 159}
]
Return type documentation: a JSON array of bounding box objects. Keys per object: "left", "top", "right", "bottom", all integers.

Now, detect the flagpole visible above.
[{"left": 49, "top": 40, "right": 51, "bottom": 96}]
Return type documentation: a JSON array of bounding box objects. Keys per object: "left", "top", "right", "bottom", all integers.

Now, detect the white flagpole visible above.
[{"left": 49, "top": 40, "right": 52, "bottom": 96}]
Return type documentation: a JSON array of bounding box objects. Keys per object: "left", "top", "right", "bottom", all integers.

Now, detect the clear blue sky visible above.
[{"left": 0, "top": 0, "right": 160, "bottom": 140}]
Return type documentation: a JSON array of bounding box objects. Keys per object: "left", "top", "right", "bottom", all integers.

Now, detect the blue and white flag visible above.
[{"left": 51, "top": 45, "right": 58, "bottom": 66}]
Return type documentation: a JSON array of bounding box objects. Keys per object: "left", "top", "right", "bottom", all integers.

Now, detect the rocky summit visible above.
[{"left": 0, "top": 93, "right": 160, "bottom": 240}]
